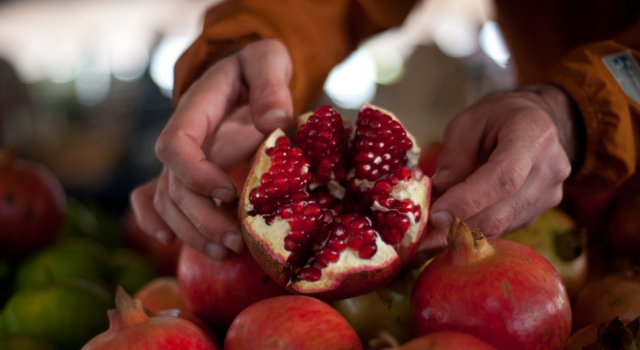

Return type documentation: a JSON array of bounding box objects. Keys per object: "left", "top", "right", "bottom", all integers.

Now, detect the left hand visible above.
[{"left": 417, "top": 84, "right": 583, "bottom": 256}]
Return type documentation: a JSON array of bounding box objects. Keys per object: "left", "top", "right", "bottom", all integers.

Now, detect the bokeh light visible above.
[
  {"left": 480, "top": 20, "right": 510, "bottom": 67},
  {"left": 323, "top": 49, "right": 377, "bottom": 109}
]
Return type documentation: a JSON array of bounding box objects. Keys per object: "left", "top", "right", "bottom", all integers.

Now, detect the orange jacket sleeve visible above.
[
  {"left": 545, "top": 16, "right": 640, "bottom": 192},
  {"left": 173, "top": 0, "right": 417, "bottom": 115}
]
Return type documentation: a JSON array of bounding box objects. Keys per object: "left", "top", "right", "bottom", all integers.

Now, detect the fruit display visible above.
[
  {"left": 0, "top": 148, "right": 66, "bottom": 258},
  {"left": 410, "top": 218, "right": 572, "bottom": 349},
  {"left": 240, "top": 104, "right": 431, "bottom": 300},
  {"left": 82, "top": 287, "right": 218, "bottom": 350},
  {"left": 224, "top": 295, "right": 362, "bottom": 350},
  {"left": 4, "top": 104, "right": 640, "bottom": 350}
]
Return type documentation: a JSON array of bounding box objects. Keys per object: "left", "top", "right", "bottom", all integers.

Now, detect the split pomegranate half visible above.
[{"left": 240, "top": 104, "right": 431, "bottom": 300}]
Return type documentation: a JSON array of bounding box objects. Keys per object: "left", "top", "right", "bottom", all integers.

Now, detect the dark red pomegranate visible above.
[
  {"left": 82, "top": 286, "right": 218, "bottom": 350},
  {"left": 411, "top": 218, "right": 572, "bottom": 350},
  {"left": 177, "top": 245, "right": 288, "bottom": 328},
  {"left": 369, "top": 331, "right": 496, "bottom": 350},
  {"left": 606, "top": 194, "right": 640, "bottom": 257},
  {"left": 240, "top": 104, "right": 431, "bottom": 300},
  {"left": 224, "top": 295, "right": 362, "bottom": 350},
  {"left": 0, "top": 148, "right": 66, "bottom": 257},
  {"left": 565, "top": 317, "right": 640, "bottom": 350},
  {"left": 417, "top": 142, "right": 442, "bottom": 178},
  {"left": 572, "top": 269, "right": 640, "bottom": 332}
]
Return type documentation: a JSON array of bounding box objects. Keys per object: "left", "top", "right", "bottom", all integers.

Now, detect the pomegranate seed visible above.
[
  {"left": 358, "top": 244, "right": 377, "bottom": 259},
  {"left": 297, "top": 267, "right": 322, "bottom": 282},
  {"left": 397, "top": 200, "right": 414, "bottom": 213}
]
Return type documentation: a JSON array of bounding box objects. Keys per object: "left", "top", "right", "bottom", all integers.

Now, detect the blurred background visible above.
[{"left": 0, "top": 0, "right": 516, "bottom": 214}]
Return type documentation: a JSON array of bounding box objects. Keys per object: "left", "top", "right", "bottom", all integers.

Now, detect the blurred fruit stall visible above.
[{"left": 1, "top": 0, "right": 640, "bottom": 349}]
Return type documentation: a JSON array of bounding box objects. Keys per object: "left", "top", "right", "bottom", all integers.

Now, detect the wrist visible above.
[{"left": 519, "top": 83, "right": 585, "bottom": 170}]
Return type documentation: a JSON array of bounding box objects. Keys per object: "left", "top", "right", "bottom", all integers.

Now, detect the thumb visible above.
[{"left": 240, "top": 39, "right": 294, "bottom": 134}]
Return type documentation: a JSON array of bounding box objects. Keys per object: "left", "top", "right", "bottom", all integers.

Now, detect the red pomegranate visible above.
[
  {"left": 134, "top": 277, "right": 217, "bottom": 343},
  {"left": 369, "top": 331, "right": 496, "bottom": 350},
  {"left": 240, "top": 104, "right": 431, "bottom": 300},
  {"left": 0, "top": 148, "right": 66, "bottom": 257},
  {"left": 565, "top": 317, "right": 640, "bottom": 350},
  {"left": 572, "top": 269, "right": 640, "bottom": 332},
  {"left": 225, "top": 295, "right": 362, "bottom": 350},
  {"left": 82, "top": 286, "right": 218, "bottom": 350},
  {"left": 177, "top": 245, "right": 288, "bottom": 328},
  {"left": 123, "top": 207, "right": 183, "bottom": 276},
  {"left": 411, "top": 218, "right": 572, "bottom": 350}
]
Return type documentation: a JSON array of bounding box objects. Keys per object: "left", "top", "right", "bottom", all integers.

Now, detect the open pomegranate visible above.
[
  {"left": 240, "top": 104, "right": 430, "bottom": 300},
  {"left": 368, "top": 331, "right": 496, "bottom": 350},
  {"left": 411, "top": 218, "right": 572, "bottom": 350},
  {"left": 565, "top": 317, "right": 640, "bottom": 350},
  {"left": 82, "top": 286, "right": 218, "bottom": 350},
  {"left": 0, "top": 148, "right": 66, "bottom": 257}
]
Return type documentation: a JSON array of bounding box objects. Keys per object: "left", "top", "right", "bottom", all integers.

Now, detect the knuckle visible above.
[
  {"left": 458, "top": 192, "right": 486, "bottom": 218},
  {"left": 496, "top": 161, "right": 526, "bottom": 197},
  {"left": 548, "top": 187, "right": 564, "bottom": 208},
  {"left": 483, "top": 211, "right": 511, "bottom": 237},
  {"left": 154, "top": 136, "right": 170, "bottom": 162}
]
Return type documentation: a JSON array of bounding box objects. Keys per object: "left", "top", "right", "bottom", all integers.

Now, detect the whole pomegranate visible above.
[
  {"left": 331, "top": 269, "right": 414, "bottom": 345},
  {"left": 225, "top": 295, "right": 362, "bottom": 350},
  {"left": 502, "top": 208, "right": 588, "bottom": 301},
  {"left": 134, "top": 277, "right": 217, "bottom": 343},
  {"left": 0, "top": 148, "right": 66, "bottom": 257},
  {"left": 240, "top": 104, "right": 431, "bottom": 300},
  {"left": 411, "top": 218, "right": 572, "bottom": 350},
  {"left": 565, "top": 317, "right": 640, "bottom": 350},
  {"left": 82, "top": 286, "right": 218, "bottom": 350},
  {"left": 572, "top": 269, "right": 640, "bottom": 332},
  {"left": 177, "top": 245, "right": 288, "bottom": 328},
  {"left": 368, "top": 331, "right": 496, "bottom": 350}
]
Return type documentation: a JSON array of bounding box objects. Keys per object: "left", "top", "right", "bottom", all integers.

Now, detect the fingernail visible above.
[
  {"left": 259, "top": 109, "right": 289, "bottom": 129},
  {"left": 206, "top": 243, "right": 229, "bottom": 260},
  {"left": 212, "top": 188, "right": 234, "bottom": 203},
  {"left": 430, "top": 211, "right": 452, "bottom": 230},
  {"left": 223, "top": 232, "right": 244, "bottom": 253},
  {"left": 155, "top": 230, "right": 172, "bottom": 245},
  {"left": 430, "top": 168, "right": 449, "bottom": 182}
]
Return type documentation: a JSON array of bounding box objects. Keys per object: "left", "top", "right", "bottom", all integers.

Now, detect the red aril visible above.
[
  {"left": 177, "top": 245, "right": 288, "bottom": 328},
  {"left": 240, "top": 104, "right": 430, "bottom": 300},
  {"left": 0, "top": 148, "right": 66, "bottom": 257},
  {"left": 82, "top": 286, "right": 218, "bottom": 350},
  {"left": 224, "top": 295, "right": 362, "bottom": 350},
  {"left": 134, "top": 277, "right": 217, "bottom": 343},
  {"left": 572, "top": 269, "right": 640, "bottom": 332},
  {"left": 411, "top": 218, "right": 571, "bottom": 350},
  {"left": 369, "top": 331, "right": 496, "bottom": 350}
]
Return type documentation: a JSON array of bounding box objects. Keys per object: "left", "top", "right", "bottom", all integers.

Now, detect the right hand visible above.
[{"left": 130, "top": 39, "right": 294, "bottom": 260}]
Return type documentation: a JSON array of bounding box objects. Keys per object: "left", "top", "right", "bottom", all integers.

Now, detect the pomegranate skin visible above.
[
  {"left": 177, "top": 245, "right": 288, "bottom": 328},
  {"left": 410, "top": 219, "right": 571, "bottom": 350},
  {"left": 572, "top": 270, "right": 640, "bottom": 332},
  {"left": 398, "top": 331, "right": 497, "bottom": 350},
  {"left": 224, "top": 295, "right": 362, "bottom": 350},
  {"left": 0, "top": 154, "right": 65, "bottom": 257}
]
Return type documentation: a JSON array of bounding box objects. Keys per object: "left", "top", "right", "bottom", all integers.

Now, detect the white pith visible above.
[{"left": 242, "top": 103, "right": 430, "bottom": 291}]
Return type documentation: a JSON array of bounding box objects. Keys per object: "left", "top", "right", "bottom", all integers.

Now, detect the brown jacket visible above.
[{"left": 173, "top": 0, "right": 640, "bottom": 193}]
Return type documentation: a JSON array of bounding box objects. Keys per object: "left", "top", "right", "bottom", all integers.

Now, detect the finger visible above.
[
  {"left": 208, "top": 105, "right": 265, "bottom": 172},
  {"left": 430, "top": 110, "right": 487, "bottom": 197},
  {"left": 155, "top": 57, "right": 243, "bottom": 202},
  {"left": 167, "top": 171, "right": 244, "bottom": 253},
  {"left": 429, "top": 114, "right": 555, "bottom": 230},
  {"left": 153, "top": 169, "right": 231, "bottom": 260},
  {"left": 130, "top": 179, "right": 175, "bottom": 245},
  {"left": 239, "top": 39, "right": 294, "bottom": 134}
]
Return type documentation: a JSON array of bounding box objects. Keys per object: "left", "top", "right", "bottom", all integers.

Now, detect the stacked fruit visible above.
[{"left": 3, "top": 104, "right": 640, "bottom": 350}]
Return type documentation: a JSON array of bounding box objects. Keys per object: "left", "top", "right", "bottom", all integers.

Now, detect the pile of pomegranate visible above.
[{"left": 240, "top": 104, "right": 431, "bottom": 299}]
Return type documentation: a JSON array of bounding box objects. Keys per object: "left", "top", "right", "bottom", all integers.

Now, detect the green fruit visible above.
[
  {"left": 15, "top": 237, "right": 110, "bottom": 290},
  {"left": 108, "top": 249, "right": 158, "bottom": 295},
  {"left": 60, "top": 199, "right": 122, "bottom": 249},
  {"left": 0, "top": 334, "right": 57, "bottom": 350},
  {"left": 331, "top": 269, "right": 415, "bottom": 345},
  {"left": 0, "top": 278, "right": 111, "bottom": 350}
]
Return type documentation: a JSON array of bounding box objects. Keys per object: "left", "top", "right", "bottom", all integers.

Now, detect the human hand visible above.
[
  {"left": 130, "top": 39, "right": 294, "bottom": 260},
  {"left": 417, "top": 84, "right": 583, "bottom": 256}
]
